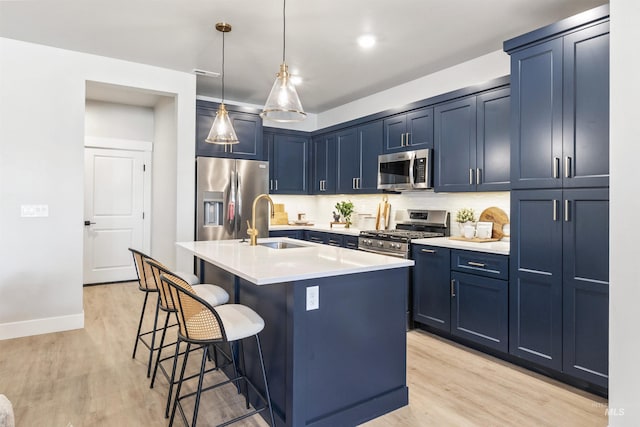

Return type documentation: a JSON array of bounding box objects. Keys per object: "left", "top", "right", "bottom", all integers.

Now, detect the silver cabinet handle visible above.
[
  {"left": 553, "top": 157, "right": 560, "bottom": 179},
  {"left": 565, "top": 156, "right": 572, "bottom": 178},
  {"left": 421, "top": 248, "right": 436, "bottom": 253},
  {"left": 406, "top": 133, "right": 411, "bottom": 146},
  {"left": 565, "top": 199, "right": 570, "bottom": 222},
  {"left": 275, "top": 180, "right": 278, "bottom": 191},
  {"left": 352, "top": 177, "right": 356, "bottom": 189},
  {"left": 400, "top": 133, "right": 405, "bottom": 147},
  {"left": 553, "top": 199, "right": 559, "bottom": 221},
  {"left": 450, "top": 279, "right": 456, "bottom": 297},
  {"left": 469, "top": 168, "right": 474, "bottom": 185},
  {"left": 356, "top": 177, "right": 361, "bottom": 189},
  {"left": 476, "top": 168, "right": 481, "bottom": 185},
  {"left": 322, "top": 180, "right": 326, "bottom": 191},
  {"left": 467, "top": 261, "right": 486, "bottom": 268}
]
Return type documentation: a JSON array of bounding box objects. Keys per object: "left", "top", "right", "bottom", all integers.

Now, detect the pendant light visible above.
[
  {"left": 206, "top": 22, "right": 239, "bottom": 145},
  {"left": 260, "top": 0, "right": 306, "bottom": 122}
]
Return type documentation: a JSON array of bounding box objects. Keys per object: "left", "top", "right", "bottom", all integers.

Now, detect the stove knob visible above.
[{"left": 378, "top": 241, "right": 384, "bottom": 247}]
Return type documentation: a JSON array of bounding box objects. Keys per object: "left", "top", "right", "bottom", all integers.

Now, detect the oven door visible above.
[{"left": 377, "top": 152, "right": 414, "bottom": 191}]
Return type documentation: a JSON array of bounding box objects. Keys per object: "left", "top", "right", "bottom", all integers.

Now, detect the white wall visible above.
[
  {"left": 609, "top": 1, "right": 640, "bottom": 424},
  {"left": 85, "top": 100, "right": 155, "bottom": 141},
  {"left": 317, "top": 50, "right": 510, "bottom": 129},
  {"left": 0, "top": 37, "right": 196, "bottom": 339}
]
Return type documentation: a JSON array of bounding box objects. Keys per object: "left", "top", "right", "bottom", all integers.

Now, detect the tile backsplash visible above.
[{"left": 271, "top": 191, "right": 510, "bottom": 236}]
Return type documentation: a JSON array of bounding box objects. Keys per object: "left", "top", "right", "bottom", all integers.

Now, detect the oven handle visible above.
[
  {"left": 358, "top": 247, "right": 408, "bottom": 259},
  {"left": 408, "top": 152, "right": 416, "bottom": 188}
]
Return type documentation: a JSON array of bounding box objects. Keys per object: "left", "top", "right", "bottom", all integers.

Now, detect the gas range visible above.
[{"left": 358, "top": 209, "right": 449, "bottom": 258}]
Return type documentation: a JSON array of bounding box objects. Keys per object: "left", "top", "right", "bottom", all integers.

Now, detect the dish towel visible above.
[{"left": 0, "top": 394, "right": 14, "bottom": 427}]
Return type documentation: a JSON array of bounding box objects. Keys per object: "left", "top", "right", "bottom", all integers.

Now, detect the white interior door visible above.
[{"left": 83, "top": 147, "right": 150, "bottom": 284}]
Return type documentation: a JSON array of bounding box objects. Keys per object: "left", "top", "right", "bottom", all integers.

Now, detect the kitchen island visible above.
[{"left": 177, "top": 238, "right": 413, "bottom": 427}]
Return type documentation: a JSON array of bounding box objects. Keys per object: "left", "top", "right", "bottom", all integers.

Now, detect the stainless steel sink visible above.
[{"left": 258, "top": 241, "right": 309, "bottom": 249}]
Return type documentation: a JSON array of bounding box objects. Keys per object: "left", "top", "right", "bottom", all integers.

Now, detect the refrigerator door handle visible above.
[{"left": 236, "top": 172, "right": 242, "bottom": 235}]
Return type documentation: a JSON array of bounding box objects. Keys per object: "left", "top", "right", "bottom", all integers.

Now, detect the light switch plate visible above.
[
  {"left": 21, "top": 204, "right": 49, "bottom": 217},
  {"left": 306, "top": 286, "right": 319, "bottom": 311}
]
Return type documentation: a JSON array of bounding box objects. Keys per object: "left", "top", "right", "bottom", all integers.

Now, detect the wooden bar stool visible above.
[
  {"left": 145, "top": 258, "right": 230, "bottom": 417},
  {"left": 161, "top": 273, "right": 275, "bottom": 427},
  {"left": 129, "top": 248, "right": 212, "bottom": 378}
]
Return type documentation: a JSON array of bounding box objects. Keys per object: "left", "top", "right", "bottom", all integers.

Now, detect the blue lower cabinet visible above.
[
  {"left": 269, "top": 230, "right": 303, "bottom": 240},
  {"left": 326, "top": 234, "right": 344, "bottom": 247},
  {"left": 303, "top": 230, "right": 359, "bottom": 249},
  {"left": 304, "top": 230, "right": 328, "bottom": 244},
  {"left": 412, "top": 245, "right": 451, "bottom": 333},
  {"left": 343, "top": 235, "right": 359, "bottom": 250},
  {"left": 450, "top": 271, "right": 509, "bottom": 353}
]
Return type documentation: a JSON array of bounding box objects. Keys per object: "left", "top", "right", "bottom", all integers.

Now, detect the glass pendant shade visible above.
[
  {"left": 206, "top": 103, "right": 239, "bottom": 144},
  {"left": 261, "top": 63, "right": 307, "bottom": 122}
]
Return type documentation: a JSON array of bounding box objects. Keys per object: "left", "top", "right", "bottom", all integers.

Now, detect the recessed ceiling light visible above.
[
  {"left": 357, "top": 34, "right": 376, "bottom": 49},
  {"left": 192, "top": 68, "right": 221, "bottom": 78}
]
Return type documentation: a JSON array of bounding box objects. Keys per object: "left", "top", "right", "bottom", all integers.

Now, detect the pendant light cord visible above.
[
  {"left": 221, "top": 30, "right": 225, "bottom": 103},
  {"left": 282, "top": 0, "right": 286, "bottom": 63}
]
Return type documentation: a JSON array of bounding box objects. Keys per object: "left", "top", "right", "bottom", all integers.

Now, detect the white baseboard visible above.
[{"left": 0, "top": 312, "right": 84, "bottom": 340}]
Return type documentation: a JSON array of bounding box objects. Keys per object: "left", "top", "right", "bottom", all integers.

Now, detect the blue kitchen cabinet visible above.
[
  {"left": 411, "top": 245, "right": 451, "bottom": 333},
  {"left": 343, "top": 235, "right": 359, "bottom": 250},
  {"left": 383, "top": 107, "right": 433, "bottom": 153},
  {"left": 450, "top": 271, "right": 509, "bottom": 353},
  {"left": 196, "top": 100, "right": 263, "bottom": 160},
  {"left": 312, "top": 134, "right": 337, "bottom": 194},
  {"left": 304, "top": 230, "right": 328, "bottom": 244},
  {"left": 509, "top": 189, "right": 563, "bottom": 370},
  {"left": 507, "top": 16, "right": 609, "bottom": 190},
  {"left": 562, "top": 188, "right": 609, "bottom": 388},
  {"left": 476, "top": 87, "right": 511, "bottom": 191},
  {"left": 269, "top": 229, "right": 304, "bottom": 240},
  {"left": 434, "top": 96, "right": 477, "bottom": 192},
  {"left": 336, "top": 121, "right": 382, "bottom": 194},
  {"left": 266, "top": 130, "right": 309, "bottom": 195}
]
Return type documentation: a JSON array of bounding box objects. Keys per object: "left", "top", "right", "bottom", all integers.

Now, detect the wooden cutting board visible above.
[{"left": 478, "top": 207, "right": 509, "bottom": 240}]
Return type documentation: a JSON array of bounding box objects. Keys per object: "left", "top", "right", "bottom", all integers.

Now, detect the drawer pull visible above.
[
  {"left": 421, "top": 249, "right": 436, "bottom": 254},
  {"left": 450, "top": 279, "right": 456, "bottom": 297},
  {"left": 467, "top": 261, "right": 486, "bottom": 268}
]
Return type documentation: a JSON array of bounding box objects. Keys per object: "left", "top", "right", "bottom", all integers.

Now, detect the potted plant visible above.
[
  {"left": 334, "top": 201, "right": 355, "bottom": 227},
  {"left": 455, "top": 207, "right": 476, "bottom": 235}
]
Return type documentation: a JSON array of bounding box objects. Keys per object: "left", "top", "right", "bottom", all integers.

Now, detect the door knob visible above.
[{"left": 84, "top": 220, "right": 96, "bottom": 226}]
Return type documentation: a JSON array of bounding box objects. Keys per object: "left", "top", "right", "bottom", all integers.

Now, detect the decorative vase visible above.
[{"left": 458, "top": 221, "right": 474, "bottom": 236}]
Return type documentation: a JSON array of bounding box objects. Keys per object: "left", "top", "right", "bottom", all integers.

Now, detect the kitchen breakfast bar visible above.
[{"left": 177, "top": 238, "right": 413, "bottom": 427}]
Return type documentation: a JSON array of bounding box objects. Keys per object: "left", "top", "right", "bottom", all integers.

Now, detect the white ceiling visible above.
[{"left": 0, "top": 0, "right": 607, "bottom": 113}]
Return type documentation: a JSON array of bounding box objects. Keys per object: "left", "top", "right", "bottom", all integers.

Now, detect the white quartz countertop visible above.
[
  {"left": 269, "top": 224, "right": 362, "bottom": 236},
  {"left": 177, "top": 238, "right": 413, "bottom": 285},
  {"left": 411, "top": 237, "right": 510, "bottom": 256}
]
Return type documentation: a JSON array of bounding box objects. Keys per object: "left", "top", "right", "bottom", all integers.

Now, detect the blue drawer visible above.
[{"left": 450, "top": 249, "right": 508, "bottom": 280}]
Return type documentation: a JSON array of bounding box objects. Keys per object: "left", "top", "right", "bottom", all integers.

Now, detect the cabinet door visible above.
[
  {"left": 509, "top": 189, "right": 563, "bottom": 370},
  {"left": 312, "top": 135, "right": 336, "bottom": 194},
  {"left": 357, "top": 120, "right": 383, "bottom": 192},
  {"left": 383, "top": 114, "right": 407, "bottom": 152},
  {"left": 562, "top": 188, "right": 609, "bottom": 387},
  {"left": 451, "top": 271, "right": 508, "bottom": 353},
  {"left": 305, "top": 230, "right": 328, "bottom": 244},
  {"left": 412, "top": 245, "right": 451, "bottom": 332},
  {"left": 406, "top": 108, "right": 434, "bottom": 149},
  {"left": 477, "top": 88, "right": 511, "bottom": 191},
  {"left": 510, "top": 39, "right": 563, "bottom": 189},
  {"left": 269, "top": 230, "right": 303, "bottom": 240},
  {"left": 434, "top": 96, "right": 477, "bottom": 192},
  {"left": 343, "top": 235, "right": 359, "bottom": 250},
  {"left": 336, "top": 128, "right": 358, "bottom": 194},
  {"left": 326, "top": 234, "right": 344, "bottom": 247},
  {"left": 563, "top": 22, "right": 610, "bottom": 188},
  {"left": 271, "top": 134, "right": 309, "bottom": 194},
  {"left": 196, "top": 103, "right": 263, "bottom": 160}
]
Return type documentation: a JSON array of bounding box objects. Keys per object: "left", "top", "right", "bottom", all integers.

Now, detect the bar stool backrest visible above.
[
  {"left": 129, "top": 248, "right": 157, "bottom": 291},
  {"left": 161, "top": 273, "right": 227, "bottom": 343},
  {"left": 145, "top": 258, "right": 180, "bottom": 311}
]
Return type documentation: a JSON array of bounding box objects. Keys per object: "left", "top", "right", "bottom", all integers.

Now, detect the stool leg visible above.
[
  {"left": 166, "top": 338, "right": 182, "bottom": 418},
  {"left": 239, "top": 340, "right": 250, "bottom": 409},
  {"left": 132, "top": 291, "right": 150, "bottom": 358},
  {"left": 192, "top": 345, "right": 209, "bottom": 427},
  {"left": 229, "top": 341, "right": 241, "bottom": 394},
  {"left": 146, "top": 294, "right": 161, "bottom": 378},
  {"left": 170, "top": 342, "right": 191, "bottom": 427},
  {"left": 256, "top": 335, "right": 275, "bottom": 427},
  {"left": 150, "top": 310, "right": 171, "bottom": 388}
]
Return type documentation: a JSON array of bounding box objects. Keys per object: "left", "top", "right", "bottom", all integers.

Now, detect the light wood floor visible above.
[{"left": 0, "top": 282, "right": 607, "bottom": 426}]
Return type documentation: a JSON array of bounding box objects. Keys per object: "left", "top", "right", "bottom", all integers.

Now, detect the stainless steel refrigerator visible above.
[{"left": 196, "top": 156, "right": 270, "bottom": 242}]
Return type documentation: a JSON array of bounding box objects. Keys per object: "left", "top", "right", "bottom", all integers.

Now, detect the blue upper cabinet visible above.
[
  {"left": 434, "top": 96, "right": 477, "bottom": 192},
  {"left": 507, "top": 12, "right": 609, "bottom": 190},
  {"left": 196, "top": 100, "right": 263, "bottom": 160},
  {"left": 476, "top": 88, "right": 511, "bottom": 191},
  {"left": 336, "top": 121, "right": 383, "bottom": 194},
  {"left": 383, "top": 107, "right": 433, "bottom": 153},
  {"left": 562, "top": 22, "right": 609, "bottom": 188},
  {"left": 312, "top": 134, "right": 337, "bottom": 194},
  {"left": 266, "top": 130, "right": 309, "bottom": 194}
]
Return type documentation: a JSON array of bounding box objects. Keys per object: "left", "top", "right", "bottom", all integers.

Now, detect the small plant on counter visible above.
[
  {"left": 335, "top": 201, "right": 355, "bottom": 227},
  {"left": 456, "top": 207, "right": 476, "bottom": 224}
]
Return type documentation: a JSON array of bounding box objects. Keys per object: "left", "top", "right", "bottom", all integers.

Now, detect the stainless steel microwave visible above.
[{"left": 377, "top": 149, "right": 433, "bottom": 191}]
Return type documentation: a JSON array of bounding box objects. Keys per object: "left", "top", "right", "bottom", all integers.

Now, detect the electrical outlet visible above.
[
  {"left": 21, "top": 204, "right": 49, "bottom": 217},
  {"left": 306, "top": 286, "right": 319, "bottom": 311}
]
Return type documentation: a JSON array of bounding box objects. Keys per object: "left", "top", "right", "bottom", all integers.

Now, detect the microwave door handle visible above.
[{"left": 408, "top": 154, "right": 416, "bottom": 187}]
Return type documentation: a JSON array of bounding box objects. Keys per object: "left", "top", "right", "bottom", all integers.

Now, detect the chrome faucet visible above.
[{"left": 247, "top": 193, "right": 275, "bottom": 246}]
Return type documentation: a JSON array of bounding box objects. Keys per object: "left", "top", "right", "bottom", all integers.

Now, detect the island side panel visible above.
[{"left": 238, "top": 268, "right": 409, "bottom": 427}]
